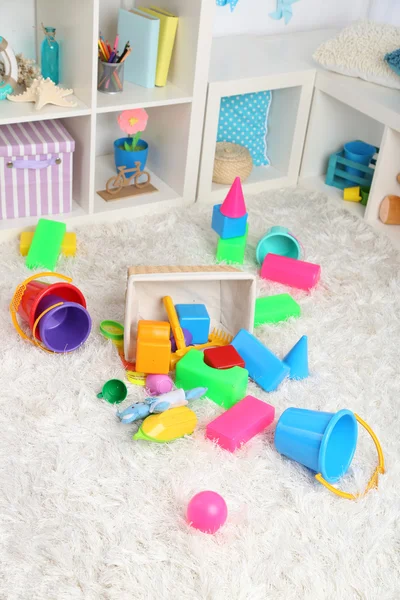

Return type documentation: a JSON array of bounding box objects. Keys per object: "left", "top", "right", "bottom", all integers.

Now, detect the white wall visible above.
[
  {"left": 2, "top": 0, "right": 400, "bottom": 60},
  {"left": 0, "top": 0, "right": 36, "bottom": 57},
  {"left": 369, "top": 0, "right": 400, "bottom": 25},
  {"left": 214, "top": 0, "right": 369, "bottom": 37}
]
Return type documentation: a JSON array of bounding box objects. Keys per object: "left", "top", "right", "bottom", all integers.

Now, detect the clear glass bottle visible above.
[{"left": 41, "top": 26, "right": 59, "bottom": 85}]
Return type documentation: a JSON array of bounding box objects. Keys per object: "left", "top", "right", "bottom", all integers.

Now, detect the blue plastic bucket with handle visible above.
[
  {"left": 343, "top": 140, "right": 376, "bottom": 178},
  {"left": 274, "top": 407, "right": 358, "bottom": 484}
]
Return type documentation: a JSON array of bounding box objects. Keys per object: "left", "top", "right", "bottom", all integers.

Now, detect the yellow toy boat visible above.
[{"left": 133, "top": 406, "right": 197, "bottom": 443}]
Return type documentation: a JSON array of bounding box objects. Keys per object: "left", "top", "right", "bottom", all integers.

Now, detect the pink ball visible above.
[
  {"left": 145, "top": 374, "right": 174, "bottom": 396},
  {"left": 187, "top": 491, "right": 228, "bottom": 534}
]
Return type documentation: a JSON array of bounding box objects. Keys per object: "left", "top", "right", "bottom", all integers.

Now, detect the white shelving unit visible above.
[
  {"left": 197, "top": 30, "right": 333, "bottom": 203},
  {"left": 198, "top": 27, "right": 400, "bottom": 249},
  {"left": 300, "top": 70, "right": 400, "bottom": 249},
  {"left": 3, "top": 11, "right": 400, "bottom": 250},
  {"left": 0, "top": 0, "right": 214, "bottom": 240}
]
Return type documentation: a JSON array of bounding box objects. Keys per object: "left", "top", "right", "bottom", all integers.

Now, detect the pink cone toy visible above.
[{"left": 220, "top": 177, "right": 247, "bottom": 218}]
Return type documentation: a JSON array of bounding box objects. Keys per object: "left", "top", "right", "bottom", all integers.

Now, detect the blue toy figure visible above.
[
  {"left": 216, "top": 0, "right": 240, "bottom": 11},
  {"left": 269, "top": 0, "right": 300, "bottom": 25},
  {"left": 116, "top": 387, "right": 207, "bottom": 424}
]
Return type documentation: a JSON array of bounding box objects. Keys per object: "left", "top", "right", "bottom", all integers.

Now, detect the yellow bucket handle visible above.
[
  {"left": 31, "top": 302, "right": 64, "bottom": 353},
  {"left": 10, "top": 272, "right": 73, "bottom": 347},
  {"left": 315, "top": 414, "right": 385, "bottom": 500}
]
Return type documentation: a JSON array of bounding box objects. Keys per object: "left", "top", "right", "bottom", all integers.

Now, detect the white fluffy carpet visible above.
[{"left": 1, "top": 189, "right": 400, "bottom": 600}]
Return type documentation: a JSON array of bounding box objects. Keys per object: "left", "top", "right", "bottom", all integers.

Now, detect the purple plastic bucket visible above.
[{"left": 36, "top": 294, "right": 92, "bottom": 353}]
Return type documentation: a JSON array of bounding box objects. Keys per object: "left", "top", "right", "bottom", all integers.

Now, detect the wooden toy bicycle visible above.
[{"left": 106, "top": 161, "right": 151, "bottom": 195}]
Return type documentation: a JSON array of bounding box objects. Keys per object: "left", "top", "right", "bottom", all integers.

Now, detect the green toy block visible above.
[
  {"left": 216, "top": 223, "right": 249, "bottom": 265},
  {"left": 254, "top": 294, "right": 301, "bottom": 326},
  {"left": 175, "top": 349, "right": 248, "bottom": 409},
  {"left": 26, "top": 218, "right": 66, "bottom": 271}
]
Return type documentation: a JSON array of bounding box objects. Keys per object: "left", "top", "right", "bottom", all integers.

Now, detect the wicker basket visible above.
[{"left": 213, "top": 142, "right": 253, "bottom": 185}]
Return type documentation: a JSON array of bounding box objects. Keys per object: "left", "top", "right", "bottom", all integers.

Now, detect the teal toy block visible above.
[
  {"left": 216, "top": 223, "right": 248, "bottom": 264},
  {"left": 231, "top": 329, "right": 289, "bottom": 392},
  {"left": 284, "top": 335, "right": 309, "bottom": 380},
  {"left": 325, "top": 149, "right": 378, "bottom": 190},
  {"left": 175, "top": 303, "right": 210, "bottom": 344},
  {"left": 175, "top": 349, "right": 249, "bottom": 409},
  {"left": 212, "top": 204, "right": 248, "bottom": 239}
]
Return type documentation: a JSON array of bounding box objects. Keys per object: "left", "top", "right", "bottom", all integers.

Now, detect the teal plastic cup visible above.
[
  {"left": 343, "top": 140, "right": 376, "bottom": 178},
  {"left": 256, "top": 226, "right": 301, "bottom": 265},
  {"left": 274, "top": 408, "right": 358, "bottom": 484}
]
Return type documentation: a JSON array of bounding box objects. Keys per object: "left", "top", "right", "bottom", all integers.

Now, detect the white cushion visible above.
[{"left": 313, "top": 21, "right": 400, "bottom": 90}]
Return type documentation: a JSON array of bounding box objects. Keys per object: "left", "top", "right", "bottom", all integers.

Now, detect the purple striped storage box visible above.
[{"left": 0, "top": 120, "right": 75, "bottom": 220}]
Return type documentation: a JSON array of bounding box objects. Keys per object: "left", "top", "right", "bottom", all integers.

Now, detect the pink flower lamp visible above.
[{"left": 114, "top": 108, "right": 149, "bottom": 173}]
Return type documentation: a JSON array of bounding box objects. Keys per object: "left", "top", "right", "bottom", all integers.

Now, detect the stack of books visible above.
[{"left": 118, "top": 6, "right": 179, "bottom": 88}]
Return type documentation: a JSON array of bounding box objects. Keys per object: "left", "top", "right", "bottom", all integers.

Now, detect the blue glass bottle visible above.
[{"left": 41, "top": 27, "right": 59, "bottom": 85}]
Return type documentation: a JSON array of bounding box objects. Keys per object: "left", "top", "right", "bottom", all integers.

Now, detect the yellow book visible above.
[{"left": 139, "top": 6, "right": 178, "bottom": 87}]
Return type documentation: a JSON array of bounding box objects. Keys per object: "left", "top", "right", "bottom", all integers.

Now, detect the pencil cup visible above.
[{"left": 98, "top": 60, "right": 124, "bottom": 94}]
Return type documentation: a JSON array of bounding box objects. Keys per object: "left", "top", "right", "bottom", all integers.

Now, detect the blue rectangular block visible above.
[
  {"left": 231, "top": 329, "right": 289, "bottom": 392},
  {"left": 212, "top": 204, "right": 248, "bottom": 239},
  {"left": 175, "top": 303, "right": 210, "bottom": 344}
]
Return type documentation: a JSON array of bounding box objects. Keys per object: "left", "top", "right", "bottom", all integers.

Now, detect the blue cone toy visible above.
[{"left": 284, "top": 335, "right": 309, "bottom": 380}]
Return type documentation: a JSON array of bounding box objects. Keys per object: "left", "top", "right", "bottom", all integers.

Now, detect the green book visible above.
[
  {"left": 254, "top": 294, "right": 301, "bottom": 326},
  {"left": 26, "top": 218, "right": 66, "bottom": 271}
]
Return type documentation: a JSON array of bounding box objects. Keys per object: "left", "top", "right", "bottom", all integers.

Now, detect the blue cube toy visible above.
[
  {"left": 231, "top": 329, "right": 289, "bottom": 392},
  {"left": 175, "top": 303, "right": 210, "bottom": 344},
  {"left": 212, "top": 204, "right": 248, "bottom": 240}
]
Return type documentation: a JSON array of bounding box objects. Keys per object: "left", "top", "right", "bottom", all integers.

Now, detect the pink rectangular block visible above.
[
  {"left": 205, "top": 395, "right": 275, "bottom": 452},
  {"left": 260, "top": 253, "right": 320, "bottom": 291}
]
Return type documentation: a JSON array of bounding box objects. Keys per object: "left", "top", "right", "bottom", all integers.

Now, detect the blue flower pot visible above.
[{"left": 114, "top": 138, "right": 149, "bottom": 174}]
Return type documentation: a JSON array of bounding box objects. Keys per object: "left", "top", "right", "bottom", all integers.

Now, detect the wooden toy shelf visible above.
[{"left": 0, "top": 0, "right": 213, "bottom": 240}]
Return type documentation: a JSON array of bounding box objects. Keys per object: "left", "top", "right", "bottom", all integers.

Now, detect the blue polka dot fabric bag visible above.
[{"left": 217, "top": 91, "right": 272, "bottom": 167}]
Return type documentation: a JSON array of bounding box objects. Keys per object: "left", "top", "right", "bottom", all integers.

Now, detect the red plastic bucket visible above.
[
  {"left": 11, "top": 273, "right": 91, "bottom": 352},
  {"left": 18, "top": 280, "right": 86, "bottom": 333}
]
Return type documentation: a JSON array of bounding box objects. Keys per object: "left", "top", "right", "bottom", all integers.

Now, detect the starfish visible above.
[
  {"left": 7, "top": 76, "right": 77, "bottom": 110},
  {"left": 269, "top": 0, "right": 300, "bottom": 25}
]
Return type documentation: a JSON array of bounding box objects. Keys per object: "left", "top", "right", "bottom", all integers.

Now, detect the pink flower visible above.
[{"left": 118, "top": 109, "right": 148, "bottom": 135}]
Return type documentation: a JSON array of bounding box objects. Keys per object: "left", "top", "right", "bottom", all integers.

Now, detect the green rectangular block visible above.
[
  {"left": 254, "top": 294, "right": 301, "bottom": 326},
  {"left": 175, "top": 349, "right": 248, "bottom": 409},
  {"left": 26, "top": 218, "right": 66, "bottom": 271},
  {"left": 216, "top": 223, "right": 249, "bottom": 264}
]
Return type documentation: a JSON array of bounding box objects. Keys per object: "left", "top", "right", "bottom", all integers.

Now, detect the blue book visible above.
[{"left": 117, "top": 8, "right": 160, "bottom": 88}]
